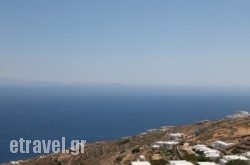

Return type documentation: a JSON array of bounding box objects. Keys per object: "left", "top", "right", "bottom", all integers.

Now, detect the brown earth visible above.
[{"left": 4, "top": 116, "right": 250, "bottom": 165}]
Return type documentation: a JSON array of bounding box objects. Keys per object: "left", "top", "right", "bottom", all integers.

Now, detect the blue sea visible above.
[{"left": 0, "top": 85, "right": 250, "bottom": 163}]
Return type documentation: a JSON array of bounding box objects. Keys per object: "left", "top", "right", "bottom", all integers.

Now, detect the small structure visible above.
[
  {"left": 155, "top": 141, "right": 179, "bottom": 150},
  {"left": 214, "top": 141, "right": 234, "bottom": 150},
  {"left": 152, "top": 144, "right": 160, "bottom": 149},
  {"left": 197, "top": 120, "right": 210, "bottom": 124},
  {"left": 10, "top": 160, "right": 23, "bottom": 165},
  {"left": 193, "top": 144, "right": 214, "bottom": 153},
  {"left": 131, "top": 161, "right": 152, "bottom": 165},
  {"left": 169, "top": 133, "right": 185, "bottom": 141},
  {"left": 169, "top": 160, "right": 194, "bottom": 165},
  {"left": 205, "top": 153, "right": 221, "bottom": 161},
  {"left": 193, "top": 144, "right": 209, "bottom": 152},
  {"left": 219, "top": 155, "right": 250, "bottom": 165},
  {"left": 243, "top": 151, "right": 250, "bottom": 158},
  {"left": 10, "top": 162, "right": 19, "bottom": 165},
  {"left": 197, "top": 162, "right": 219, "bottom": 165},
  {"left": 147, "top": 129, "right": 158, "bottom": 133}
]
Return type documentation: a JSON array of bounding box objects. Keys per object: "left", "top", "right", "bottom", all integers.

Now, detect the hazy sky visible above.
[{"left": 0, "top": 0, "right": 250, "bottom": 87}]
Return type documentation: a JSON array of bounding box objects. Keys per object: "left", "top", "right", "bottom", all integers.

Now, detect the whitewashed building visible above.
[
  {"left": 214, "top": 141, "right": 234, "bottom": 150},
  {"left": 169, "top": 133, "right": 185, "bottom": 141},
  {"left": 243, "top": 152, "right": 250, "bottom": 158},
  {"left": 155, "top": 141, "right": 179, "bottom": 150},
  {"left": 193, "top": 144, "right": 220, "bottom": 160},
  {"left": 131, "top": 161, "right": 152, "bottom": 165},
  {"left": 169, "top": 160, "right": 194, "bottom": 165},
  {"left": 151, "top": 144, "right": 160, "bottom": 149},
  {"left": 197, "top": 162, "right": 219, "bottom": 165}
]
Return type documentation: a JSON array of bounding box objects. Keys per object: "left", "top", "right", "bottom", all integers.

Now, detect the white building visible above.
[
  {"left": 152, "top": 144, "right": 160, "bottom": 149},
  {"left": 10, "top": 161, "right": 19, "bottom": 165},
  {"left": 10, "top": 160, "right": 23, "bottom": 165},
  {"left": 243, "top": 152, "right": 250, "bottom": 158},
  {"left": 193, "top": 144, "right": 220, "bottom": 160},
  {"left": 155, "top": 141, "right": 179, "bottom": 150},
  {"left": 169, "top": 160, "right": 194, "bottom": 165},
  {"left": 131, "top": 161, "right": 151, "bottom": 165},
  {"left": 214, "top": 141, "right": 234, "bottom": 150},
  {"left": 193, "top": 144, "right": 211, "bottom": 152},
  {"left": 205, "top": 153, "right": 221, "bottom": 161},
  {"left": 198, "top": 162, "right": 219, "bottom": 165},
  {"left": 220, "top": 155, "right": 250, "bottom": 165},
  {"left": 169, "top": 133, "right": 185, "bottom": 141}
]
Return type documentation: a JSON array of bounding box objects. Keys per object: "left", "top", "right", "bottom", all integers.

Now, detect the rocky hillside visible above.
[{"left": 4, "top": 115, "right": 250, "bottom": 165}]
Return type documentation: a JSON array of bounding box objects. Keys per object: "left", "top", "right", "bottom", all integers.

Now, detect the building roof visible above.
[
  {"left": 169, "top": 133, "right": 185, "bottom": 137},
  {"left": 193, "top": 144, "right": 207, "bottom": 148},
  {"left": 205, "top": 153, "right": 220, "bottom": 158},
  {"left": 152, "top": 144, "right": 160, "bottom": 148},
  {"left": 194, "top": 146, "right": 212, "bottom": 152},
  {"left": 215, "top": 141, "right": 234, "bottom": 146},
  {"left": 204, "top": 149, "right": 219, "bottom": 153},
  {"left": 156, "top": 141, "right": 179, "bottom": 145},
  {"left": 243, "top": 151, "right": 250, "bottom": 158},
  {"left": 169, "top": 160, "right": 194, "bottom": 165},
  {"left": 131, "top": 161, "right": 151, "bottom": 165},
  {"left": 197, "top": 162, "right": 219, "bottom": 165},
  {"left": 222, "top": 155, "right": 249, "bottom": 161}
]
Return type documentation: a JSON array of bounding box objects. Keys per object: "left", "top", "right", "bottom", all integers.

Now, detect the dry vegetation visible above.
[{"left": 6, "top": 116, "right": 250, "bottom": 165}]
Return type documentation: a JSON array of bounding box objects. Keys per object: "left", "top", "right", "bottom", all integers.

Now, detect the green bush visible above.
[
  {"left": 197, "top": 155, "right": 210, "bottom": 162},
  {"left": 226, "top": 159, "right": 248, "bottom": 165},
  {"left": 231, "top": 148, "right": 242, "bottom": 154},
  {"left": 150, "top": 159, "right": 168, "bottom": 165},
  {"left": 118, "top": 138, "right": 130, "bottom": 145},
  {"left": 115, "top": 156, "right": 123, "bottom": 162},
  {"left": 131, "top": 147, "right": 140, "bottom": 154}
]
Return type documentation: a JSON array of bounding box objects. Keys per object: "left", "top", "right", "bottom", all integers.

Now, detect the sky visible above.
[{"left": 0, "top": 0, "right": 250, "bottom": 87}]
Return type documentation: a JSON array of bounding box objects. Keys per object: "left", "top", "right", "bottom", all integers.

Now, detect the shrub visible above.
[
  {"left": 118, "top": 138, "right": 130, "bottom": 145},
  {"left": 131, "top": 147, "right": 140, "bottom": 154},
  {"left": 226, "top": 159, "right": 248, "bottom": 165},
  {"left": 231, "top": 148, "right": 242, "bottom": 154},
  {"left": 197, "top": 155, "right": 210, "bottom": 162},
  {"left": 115, "top": 156, "right": 123, "bottom": 162},
  {"left": 151, "top": 159, "right": 168, "bottom": 165}
]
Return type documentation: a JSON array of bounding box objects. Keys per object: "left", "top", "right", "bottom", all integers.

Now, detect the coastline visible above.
[{"left": 3, "top": 111, "right": 250, "bottom": 165}]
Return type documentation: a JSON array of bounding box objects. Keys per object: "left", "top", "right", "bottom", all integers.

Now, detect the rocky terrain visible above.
[{"left": 3, "top": 114, "right": 250, "bottom": 165}]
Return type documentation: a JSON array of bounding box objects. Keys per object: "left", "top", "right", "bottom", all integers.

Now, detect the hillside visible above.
[{"left": 4, "top": 114, "right": 250, "bottom": 165}]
